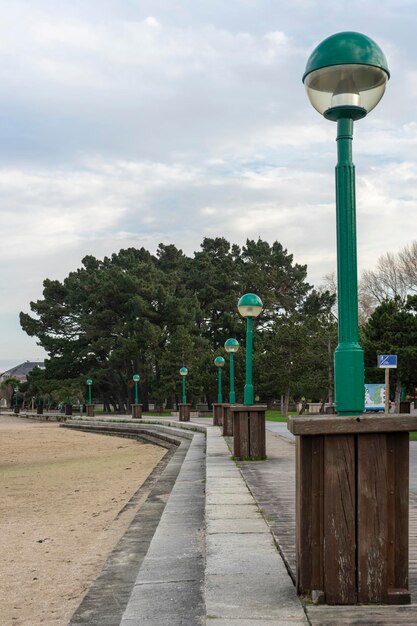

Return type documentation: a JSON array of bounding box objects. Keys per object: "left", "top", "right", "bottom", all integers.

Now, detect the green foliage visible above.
[
  {"left": 362, "top": 295, "right": 417, "bottom": 399},
  {"left": 20, "top": 238, "right": 335, "bottom": 408}
]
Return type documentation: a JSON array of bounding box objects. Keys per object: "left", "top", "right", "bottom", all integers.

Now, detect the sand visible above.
[{"left": 0, "top": 415, "right": 166, "bottom": 626}]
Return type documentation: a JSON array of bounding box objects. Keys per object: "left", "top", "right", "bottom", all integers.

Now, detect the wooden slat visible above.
[
  {"left": 233, "top": 413, "right": 249, "bottom": 459},
  {"left": 357, "top": 434, "right": 388, "bottom": 602},
  {"left": 387, "top": 432, "right": 409, "bottom": 599},
  {"left": 212, "top": 403, "right": 223, "bottom": 426},
  {"left": 222, "top": 404, "right": 233, "bottom": 436},
  {"left": 323, "top": 434, "right": 356, "bottom": 604},
  {"left": 296, "top": 435, "right": 324, "bottom": 596},
  {"left": 311, "top": 436, "right": 324, "bottom": 590},
  {"left": 288, "top": 414, "right": 417, "bottom": 436},
  {"left": 249, "top": 410, "right": 266, "bottom": 459}
]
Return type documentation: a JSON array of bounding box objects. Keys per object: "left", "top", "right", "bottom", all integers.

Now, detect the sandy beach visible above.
[{"left": 0, "top": 415, "right": 166, "bottom": 626}]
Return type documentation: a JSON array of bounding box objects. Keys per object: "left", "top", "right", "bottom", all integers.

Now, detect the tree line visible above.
[
  {"left": 17, "top": 237, "right": 336, "bottom": 412},
  {"left": 14, "top": 237, "right": 417, "bottom": 413}
]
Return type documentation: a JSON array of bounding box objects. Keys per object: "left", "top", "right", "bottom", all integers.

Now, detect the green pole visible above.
[
  {"left": 334, "top": 117, "right": 364, "bottom": 416},
  {"left": 229, "top": 352, "right": 235, "bottom": 404},
  {"left": 182, "top": 376, "right": 186, "bottom": 404},
  {"left": 135, "top": 382, "right": 139, "bottom": 405},
  {"left": 244, "top": 317, "right": 254, "bottom": 405},
  {"left": 217, "top": 367, "right": 223, "bottom": 404},
  {"left": 88, "top": 384, "right": 92, "bottom": 405}
]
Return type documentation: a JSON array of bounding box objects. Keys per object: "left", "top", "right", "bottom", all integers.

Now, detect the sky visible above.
[{"left": 0, "top": 0, "right": 416, "bottom": 371}]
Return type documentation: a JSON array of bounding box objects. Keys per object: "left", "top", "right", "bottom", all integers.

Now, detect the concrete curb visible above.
[{"left": 120, "top": 431, "right": 206, "bottom": 625}]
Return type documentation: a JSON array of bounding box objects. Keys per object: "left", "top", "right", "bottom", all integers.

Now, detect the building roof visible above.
[{"left": 0, "top": 361, "right": 45, "bottom": 380}]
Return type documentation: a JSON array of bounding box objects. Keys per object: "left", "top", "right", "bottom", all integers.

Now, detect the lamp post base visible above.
[
  {"left": 14, "top": 406, "right": 20, "bottom": 415},
  {"left": 288, "top": 414, "right": 413, "bottom": 605},
  {"left": 36, "top": 404, "right": 43, "bottom": 415},
  {"left": 131, "top": 404, "right": 143, "bottom": 419},
  {"left": 178, "top": 403, "right": 191, "bottom": 422},
  {"left": 232, "top": 405, "right": 267, "bottom": 460},
  {"left": 65, "top": 404, "right": 72, "bottom": 416},
  {"left": 86, "top": 404, "right": 95, "bottom": 417},
  {"left": 212, "top": 403, "right": 223, "bottom": 426}
]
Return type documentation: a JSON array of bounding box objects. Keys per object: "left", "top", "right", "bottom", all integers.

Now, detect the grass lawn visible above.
[
  {"left": 410, "top": 432, "right": 417, "bottom": 441},
  {"left": 265, "top": 410, "right": 298, "bottom": 422}
]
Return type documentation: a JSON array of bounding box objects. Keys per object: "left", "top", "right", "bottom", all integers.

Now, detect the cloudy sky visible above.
[{"left": 0, "top": 0, "right": 416, "bottom": 371}]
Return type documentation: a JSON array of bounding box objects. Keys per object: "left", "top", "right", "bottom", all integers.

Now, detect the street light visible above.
[
  {"left": 224, "top": 338, "right": 239, "bottom": 404},
  {"left": 179, "top": 367, "right": 188, "bottom": 404},
  {"left": 86, "top": 378, "right": 93, "bottom": 405},
  {"left": 214, "top": 356, "right": 225, "bottom": 404},
  {"left": 303, "top": 32, "right": 389, "bottom": 415},
  {"left": 133, "top": 374, "right": 140, "bottom": 405},
  {"left": 237, "top": 293, "right": 263, "bottom": 405}
]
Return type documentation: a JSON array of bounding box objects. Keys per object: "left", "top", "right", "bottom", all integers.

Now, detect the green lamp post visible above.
[
  {"left": 179, "top": 367, "right": 188, "bottom": 404},
  {"left": 238, "top": 293, "right": 263, "bottom": 405},
  {"left": 132, "top": 374, "right": 140, "bottom": 404},
  {"left": 86, "top": 378, "right": 93, "bottom": 405},
  {"left": 214, "top": 356, "right": 225, "bottom": 404},
  {"left": 303, "top": 32, "right": 389, "bottom": 415},
  {"left": 224, "top": 338, "right": 239, "bottom": 404}
]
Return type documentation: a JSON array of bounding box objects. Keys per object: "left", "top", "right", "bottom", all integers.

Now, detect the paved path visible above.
[
  {"left": 204, "top": 427, "right": 307, "bottom": 625},
  {"left": 237, "top": 428, "right": 417, "bottom": 625}
]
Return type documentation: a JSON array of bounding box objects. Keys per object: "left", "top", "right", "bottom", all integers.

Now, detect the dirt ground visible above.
[{"left": 0, "top": 414, "right": 166, "bottom": 626}]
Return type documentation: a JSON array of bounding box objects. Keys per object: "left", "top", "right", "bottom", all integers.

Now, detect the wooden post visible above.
[
  {"left": 231, "top": 405, "right": 266, "bottom": 460},
  {"left": 86, "top": 404, "right": 95, "bottom": 417},
  {"left": 131, "top": 404, "right": 143, "bottom": 419},
  {"left": 289, "top": 414, "right": 414, "bottom": 605},
  {"left": 178, "top": 403, "right": 191, "bottom": 422},
  {"left": 212, "top": 403, "right": 223, "bottom": 426},
  {"left": 222, "top": 404, "right": 233, "bottom": 436}
]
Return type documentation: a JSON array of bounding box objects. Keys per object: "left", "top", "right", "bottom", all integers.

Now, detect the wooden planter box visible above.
[
  {"left": 131, "top": 404, "right": 143, "bottom": 419},
  {"left": 231, "top": 405, "right": 267, "bottom": 460},
  {"left": 288, "top": 414, "right": 417, "bottom": 605},
  {"left": 86, "top": 404, "right": 95, "bottom": 417},
  {"left": 178, "top": 403, "right": 191, "bottom": 422}
]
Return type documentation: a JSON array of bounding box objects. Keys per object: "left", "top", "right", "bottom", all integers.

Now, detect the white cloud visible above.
[{"left": 0, "top": 0, "right": 415, "bottom": 360}]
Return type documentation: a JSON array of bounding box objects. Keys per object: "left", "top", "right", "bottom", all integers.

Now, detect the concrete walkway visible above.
[{"left": 204, "top": 427, "right": 307, "bottom": 625}]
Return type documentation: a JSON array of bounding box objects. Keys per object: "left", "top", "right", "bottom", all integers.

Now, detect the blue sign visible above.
[{"left": 377, "top": 355, "right": 397, "bottom": 368}]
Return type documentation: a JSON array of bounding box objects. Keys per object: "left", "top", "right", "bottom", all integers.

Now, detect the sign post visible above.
[{"left": 378, "top": 355, "right": 398, "bottom": 415}]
